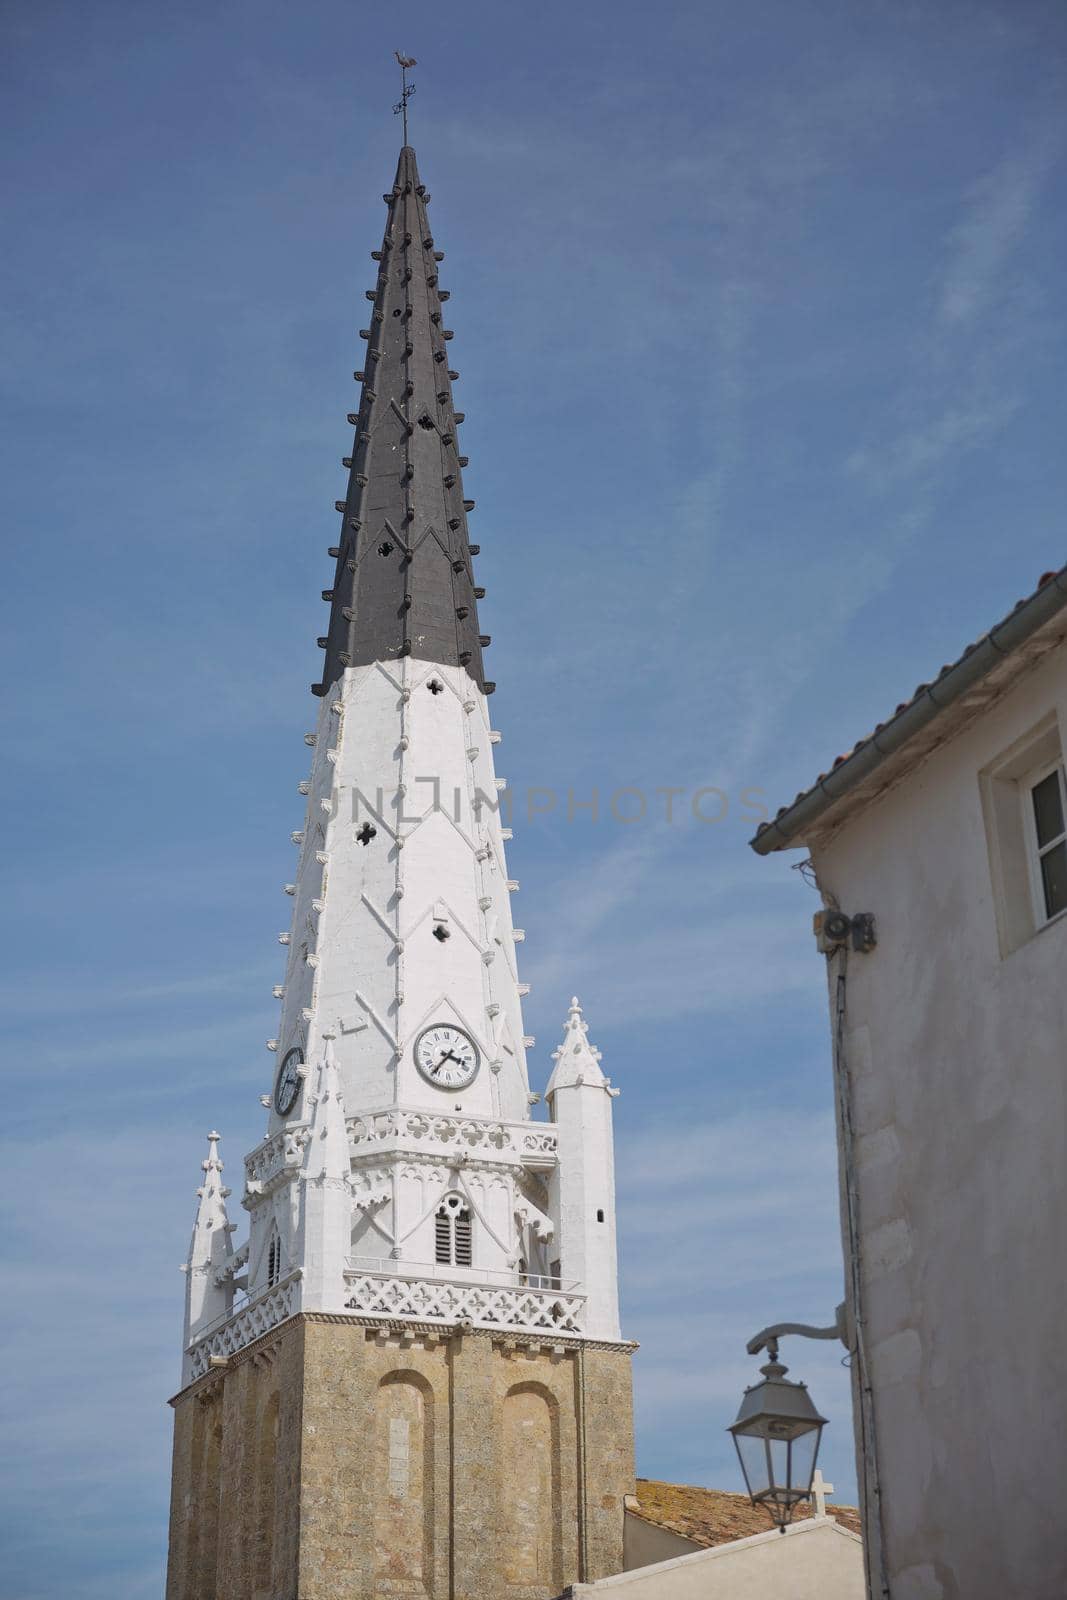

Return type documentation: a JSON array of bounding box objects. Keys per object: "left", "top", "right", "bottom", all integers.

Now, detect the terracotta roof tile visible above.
[{"left": 632, "top": 1478, "right": 861, "bottom": 1548}]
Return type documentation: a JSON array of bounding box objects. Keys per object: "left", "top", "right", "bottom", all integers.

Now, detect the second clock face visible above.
[
  {"left": 275, "top": 1046, "right": 304, "bottom": 1116},
  {"left": 414, "top": 1024, "right": 480, "bottom": 1090}
]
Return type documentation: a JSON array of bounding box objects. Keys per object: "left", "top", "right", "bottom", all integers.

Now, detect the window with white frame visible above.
[
  {"left": 434, "top": 1195, "right": 472, "bottom": 1267},
  {"left": 1026, "top": 761, "right": 1067, "bottom": 924},
  {"left": 980, "top": 716, "right": 1066, "bottom": 956}
]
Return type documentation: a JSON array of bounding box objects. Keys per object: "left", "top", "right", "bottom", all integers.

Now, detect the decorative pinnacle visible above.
[
  {"left": 546, "top": 995, "right": 608, "bottom": 1094},
  {"left": 183, "top": 1130, "right": 234, "bottom": 1353},
  {"left": 303, "top": 1036, "right": 352, "bottom": 1181},
  {"left": 554, "top": 997, "right": 601, "bottom": 1059}
]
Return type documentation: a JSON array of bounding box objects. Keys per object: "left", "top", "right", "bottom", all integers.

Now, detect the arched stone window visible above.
[
  {"left": 434, "top": 1194, "right": 472, "bottom": 1267},
  {"left": 501, "top": 1384, "right": 562, "bottom": 1590},
  {"left": 373, "top": 1372, "right": 435, "bottom": 1584}
]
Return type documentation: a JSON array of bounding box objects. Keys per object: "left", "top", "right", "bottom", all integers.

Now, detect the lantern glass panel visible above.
[
  {"left": 788, "top": 1422, "right": 821, "bottom": 1497},
  {"left": 735, "top": 1432, "right": 772, "bottom": 1499},
  {"left": 768, "top": 1432, "right": 791, "bottom": 1493}
]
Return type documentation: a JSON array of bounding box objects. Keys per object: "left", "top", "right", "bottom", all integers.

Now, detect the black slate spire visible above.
[{"left": 313, "top": 147, "right": 491, "bottom": 696}]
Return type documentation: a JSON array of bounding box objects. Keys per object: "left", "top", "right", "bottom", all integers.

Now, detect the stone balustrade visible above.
[
  {"left": 187, "top": 1272, "right": 300, "bottom": 1380},
  {"left": 347, "top": 1106, "right": 558, "bottom": 1169},
  {"left": 342, "top": 1267, "right": 585, "bottom": 1334},
  {"left": 243, "top": 1127, "right": 309, "bottom": 1195}
]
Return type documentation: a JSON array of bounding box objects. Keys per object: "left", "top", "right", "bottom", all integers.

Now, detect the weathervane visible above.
[{"left": 393, "top": 51, "right": 417, "bottom": 144}]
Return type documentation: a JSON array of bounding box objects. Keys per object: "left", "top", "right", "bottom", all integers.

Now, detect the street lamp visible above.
[{"left": 728, "top": 1306, "right": 846, "bottom": 1532}]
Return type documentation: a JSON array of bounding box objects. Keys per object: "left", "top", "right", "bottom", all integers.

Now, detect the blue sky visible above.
[{"left": 3, "top": 0, "right": 1066, "bottom": 1593}]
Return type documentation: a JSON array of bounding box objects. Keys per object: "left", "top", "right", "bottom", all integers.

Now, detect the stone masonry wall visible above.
[
  {"left": 168, "top": 1320, "right": 304, "bottom": 1600},
  {"left": 167, "top": 1314, "right": 634, "bottom": 1600}
]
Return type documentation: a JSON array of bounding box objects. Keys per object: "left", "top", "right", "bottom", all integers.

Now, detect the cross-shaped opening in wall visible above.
[
  {"left": 427, "top": 679, "right": 444, "bottom": 695},
  {"left": 356, "top": 822, "right": 377, "bottom": 846}
]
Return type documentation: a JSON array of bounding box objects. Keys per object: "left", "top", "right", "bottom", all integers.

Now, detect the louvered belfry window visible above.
[
  {"left": 435, "top": 1195, "right": 472, "bottom": 1267},
  {"left": 454, "top": 1208, "right": 472, "bottom": 1266},
  {"left": 266, "top": 1227, "right": 281, "bottom": 1288}
]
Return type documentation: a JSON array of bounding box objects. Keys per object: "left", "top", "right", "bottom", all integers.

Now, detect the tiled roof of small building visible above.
[
  {"left": 751, "top": 563, "right": 1067, "bottom": 854},
  {"left": 631, "top": 1477, "right": 861, "bottom": 1547}
]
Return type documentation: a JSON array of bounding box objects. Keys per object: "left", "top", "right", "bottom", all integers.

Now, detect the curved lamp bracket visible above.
[{"left": 746, "top": 1301, "right": 850, "bottom": 1360}]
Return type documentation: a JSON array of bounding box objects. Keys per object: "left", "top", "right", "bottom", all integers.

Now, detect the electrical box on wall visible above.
[{"left": 814, "top": 909, "right": 877, "bottom": 955}]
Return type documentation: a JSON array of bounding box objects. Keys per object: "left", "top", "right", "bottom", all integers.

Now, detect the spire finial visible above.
[
  {"left": 546, "top": 995, "right": 608, "bottom": 1095},
  {"left": 393, "top": 51, "right": 417, "bottom": 145}
]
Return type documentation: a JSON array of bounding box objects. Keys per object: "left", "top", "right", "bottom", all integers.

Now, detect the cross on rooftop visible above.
[{"left": 811, "top": 1469, "right": 834, "bottom": 1517}]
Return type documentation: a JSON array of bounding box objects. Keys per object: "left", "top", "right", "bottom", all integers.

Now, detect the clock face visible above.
[
  {"left": 274, "top": 1046, "right": 304, "bottom": 1116},
  {"left": 413, "top": 1024, "right": 480, "bottom": 1090}
]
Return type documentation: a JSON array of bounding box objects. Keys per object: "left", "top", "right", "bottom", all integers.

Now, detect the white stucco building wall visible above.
[
  {"left": 754, "top": 570, "right": 1067, "bottom": 1600},
  {"left": 566, "top": 1516, "right": 864, "bottom": 1600}
]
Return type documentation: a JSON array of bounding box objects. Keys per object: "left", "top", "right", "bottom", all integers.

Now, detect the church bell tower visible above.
[{"left": 165, "top": 144, "right": 635, "bottom": 1600}]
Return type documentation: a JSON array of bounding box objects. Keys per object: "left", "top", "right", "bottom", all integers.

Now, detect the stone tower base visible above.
[{"left": 166, "top": 1314, "right": 635, "bottom": 1600}]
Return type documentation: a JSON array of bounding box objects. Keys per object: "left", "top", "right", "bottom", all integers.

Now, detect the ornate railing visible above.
[
  {"left": 343, "top": 1269, "right": 585, "bottom": 1334},
  {"left": 184, "top": 1260, "right": 587, "bottom": 1380},
  {"left": 244, "top": 1127, "right": 309, "bottom": 1191},
  {"left": 242, "top": 1111, "right": 557, "bottom": 1193},
  {"left": 186, "top": 1273, "right": 299, "bottom": 1380},
  {"left": 347, "top": 1106, "right": 558, "bottom": 1167},
  {"left": 344, "top": 1257, "right": 577, "bottom": 1294}
]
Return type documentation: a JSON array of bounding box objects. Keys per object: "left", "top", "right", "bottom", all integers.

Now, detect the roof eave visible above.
[{"left": 751, "top": 565, "right": 1067, "bottom": 856}]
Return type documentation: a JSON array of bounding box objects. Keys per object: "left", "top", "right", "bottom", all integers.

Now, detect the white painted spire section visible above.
[
  {"left": 185, "top": 665, "right": 629, "bottom": 1372},
  {"left": 237, "top": 655, "right": 552, "bottom": 1305},
  {"left": 546, "top": 999, "right": 621, "bottom": 1340},
  {"left": 270, "top": 658, "right": 529, "bottom": 1128},
  {"left": 295, "top": 1037, "right": 353, "bottom": 1313},
  {"left": 181, "top": 1132, "right": 234, "bottom": 1365}
]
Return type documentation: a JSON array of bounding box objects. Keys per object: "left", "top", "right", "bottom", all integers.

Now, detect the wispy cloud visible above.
[
  {"left": 28, "top": 1011, "right": 269, "bottom": 1071},
  {"left": 0, "top": 1129, "right": 190, "bottom": 1597},
  {"left": 846, "top": 119, "right": 1063, "bottom": 507},
  {"left": 0, "top": 962, "right": 275, "bottom": 1020},
  {"left": 938, "top": 125, "right": 1062, "bottom": 329},
  {"left": 844, "top": 389, "right": 1023, "bottom": 493},
  {"left": 618, "top": 1108, "right": 852, "bottom": 1487}
]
